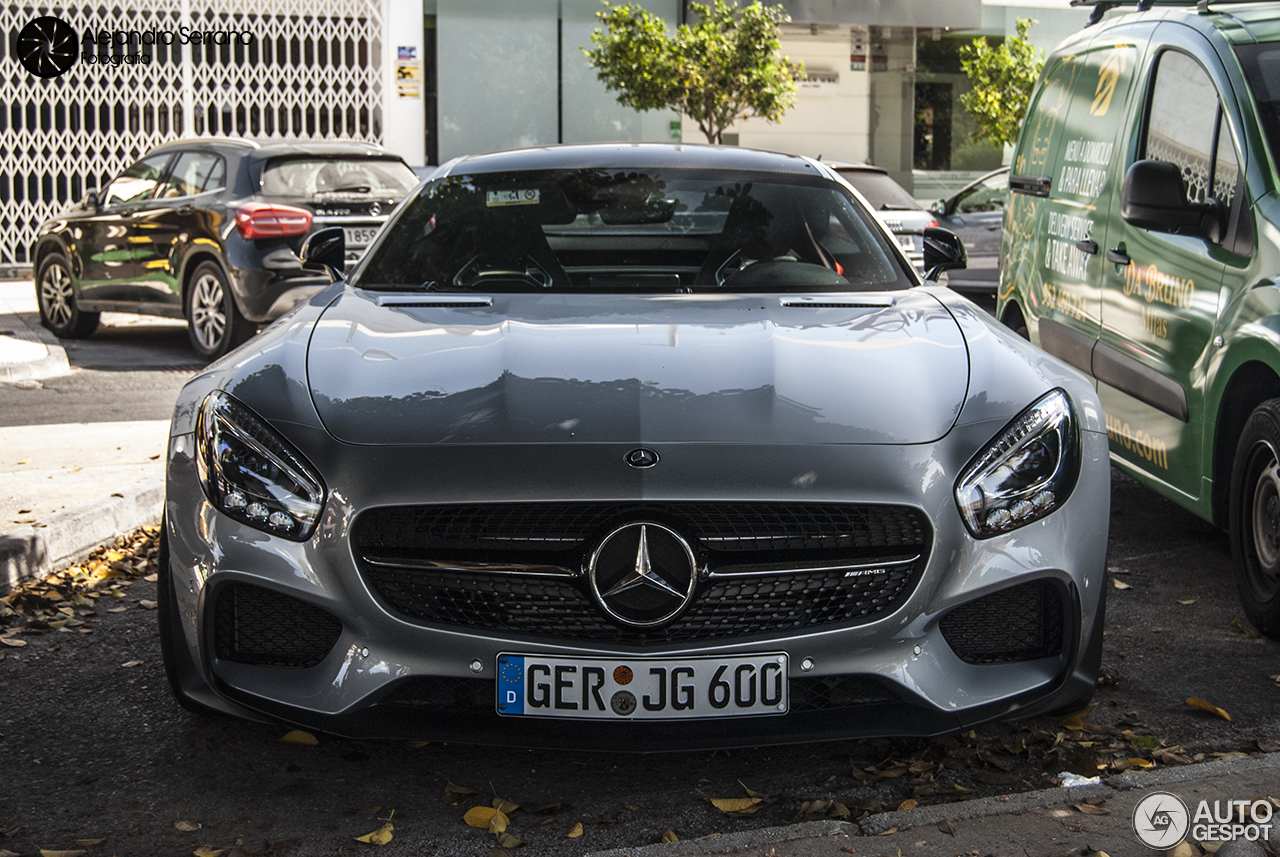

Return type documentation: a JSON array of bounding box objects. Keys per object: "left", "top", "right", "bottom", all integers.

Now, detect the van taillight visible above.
[{"left": 235, "top": 203, "right": 313, "bottom": 239}]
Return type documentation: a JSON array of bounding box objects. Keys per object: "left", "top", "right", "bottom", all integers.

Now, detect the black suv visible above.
[{"left": 31, "top": 138, "right": 419, "bottom": 360}]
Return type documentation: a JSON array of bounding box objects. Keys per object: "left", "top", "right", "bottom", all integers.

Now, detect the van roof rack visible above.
[{"left": 1070, "top": 0, "right": 1256, "bottom": 26}]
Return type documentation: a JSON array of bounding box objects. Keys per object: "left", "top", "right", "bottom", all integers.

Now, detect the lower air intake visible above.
[
  {"left": 214, "top": 582, "right": 342, "bottom": 668},
  {"left": 939, "top": 580, "right": 1064, "bottom": 665}
]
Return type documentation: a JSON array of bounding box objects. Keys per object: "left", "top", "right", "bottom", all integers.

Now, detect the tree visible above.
[
  {"left": 582, "top": 0, "right": 803, "bottom": 145},
  {"left": 958, "top": 17, "right": 1045, "bottom": 148}
]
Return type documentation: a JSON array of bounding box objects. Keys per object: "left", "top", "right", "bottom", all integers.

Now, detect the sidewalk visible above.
[
  {"left": 0, "top": 279, "right": 165, "bottom": 592},
  {"left": 585, "top": 753, "right": 1280, "bottom": 857}
]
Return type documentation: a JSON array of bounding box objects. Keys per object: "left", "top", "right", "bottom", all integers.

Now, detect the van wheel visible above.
[
  {"left": 37, "top": 252, "right": 99, "bottom": 338},
  {"left": 186, "top": 261, "right": 253, "bottom": 361},
  {"left": 1228, "top": 399, "right": 1280, "bottom": 640}
]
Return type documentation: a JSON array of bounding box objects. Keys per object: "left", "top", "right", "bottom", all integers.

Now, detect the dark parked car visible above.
[
  {"left": 930, "top": 167, "right": 1009, "bottom": 298},
  {"left": 824, "top": 160, "right": 937, "bottom": 275},
  {"left": 31, "top": 138, "right": 420, "bottom": 360},
  {"left": 158, "top": 143, "right": 1109, "bottom": 749}
]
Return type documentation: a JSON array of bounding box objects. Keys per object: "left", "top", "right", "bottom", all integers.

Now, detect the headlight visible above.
[
  {"left": 955, "top": 389, "right": 1079, "bottom": 538},
  {"left": 195, "top": 391, "right": 325, "bottom": 540}
]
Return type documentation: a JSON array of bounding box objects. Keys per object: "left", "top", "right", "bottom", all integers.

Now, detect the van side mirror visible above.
[
  {"left": 300, "top": 227, "right": 346, "bottom": 280},
  {"left": 1121, "top": 160, "right": 1220, "bottom": 238},
  {"left": 922, "top": 226, "right": 967, "bottom": 281},
  {"left": 85, "top": 188, "right": 100, "bottom": 211}
]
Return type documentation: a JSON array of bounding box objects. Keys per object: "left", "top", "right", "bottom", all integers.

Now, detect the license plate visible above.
[
  {"left": 497, "top": 653, "right": 788, "bottom": 720},
  {"left": 343, "top": 226, "right": 380, "bottom": 248}
]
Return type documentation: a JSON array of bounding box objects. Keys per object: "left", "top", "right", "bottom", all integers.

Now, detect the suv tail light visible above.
[{"left": 235, "top": 203, "right": 313, "bottom": 239}]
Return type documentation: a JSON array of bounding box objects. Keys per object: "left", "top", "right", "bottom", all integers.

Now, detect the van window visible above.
[{"left": 1143, "top": 51, "right": 1218, "bottom": 205}]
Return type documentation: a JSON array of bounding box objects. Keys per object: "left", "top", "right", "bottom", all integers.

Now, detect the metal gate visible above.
[{"left": 1, "top": 0, "right": 384, "bottom": 267}]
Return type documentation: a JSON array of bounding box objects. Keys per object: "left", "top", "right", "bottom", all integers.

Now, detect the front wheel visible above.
[
  {"left": 37, "top": 251, "right": 99, "bottom": 338},
  {"left": 157, "top": 521, "right": 222, "bottom": 717},
  {"left": 1228, "top": 399, "right": 1280, "bottom": 640},
  {"left": 185, "top": 261, "right": 253, "bottom": 361}
]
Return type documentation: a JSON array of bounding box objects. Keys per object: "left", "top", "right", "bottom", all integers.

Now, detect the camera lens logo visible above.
[
  {"left": 18, "top": 16, "right": 79, "bottom": 78},
  {"left": 1132, "top": 791, "right": 1189, "bottom": 848}
]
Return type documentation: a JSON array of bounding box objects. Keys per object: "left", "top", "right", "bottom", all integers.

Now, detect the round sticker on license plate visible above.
[{"left": 496, "top": 653, "right": 788, "bottom": 720}]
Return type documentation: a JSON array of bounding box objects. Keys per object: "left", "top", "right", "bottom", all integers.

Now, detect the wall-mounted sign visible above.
[
  {"left": 396, "top": 49, "right": 421, "bottom": 98},
  {"left": 850, "top": 25, "right": 867, "bottom": 71}
]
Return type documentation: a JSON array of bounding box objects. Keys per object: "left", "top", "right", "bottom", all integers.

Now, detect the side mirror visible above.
[
  {"left": 929, "top": 199, "right": 947, "bottom": 216},
  {"left": 1121, "top": 160, "right": 1219, "bottom": 238},
  {"left": 300, "top": 227, "right": 346, "bottom": 280},
  {"left": 85, "top": 188, "right": 100, "bottom": 211},
  {"left": 922, "top": 226, "right": 967, "bottom": 281}
]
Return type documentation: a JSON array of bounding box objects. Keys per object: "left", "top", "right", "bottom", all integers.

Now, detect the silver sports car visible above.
[{"left": 160, "top": 143, "right": 1109, "bottom": 750}]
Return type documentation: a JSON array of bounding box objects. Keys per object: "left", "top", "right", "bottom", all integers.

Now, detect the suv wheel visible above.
[
  {"left": 185, "top": 261, "right": 252, "bottom": 361},
  {"left": 1229, "top": 398, "right": 1280, "bottom": 640},
  {"left": 37, "top": 251, "right": 99, "bottom": 338}
]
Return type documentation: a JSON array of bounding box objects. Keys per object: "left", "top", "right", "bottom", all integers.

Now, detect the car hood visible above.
[{"left": 305, "top": 289, "right": 970, "bottom": 445}]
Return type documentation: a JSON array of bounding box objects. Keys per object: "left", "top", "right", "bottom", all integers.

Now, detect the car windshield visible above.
[
  {"left": 1235, "top": 43, "right": 1280, "bottom": 165},
  {"left": 836, "top": 169, "right": 921, "bottom": 211},
  {"left": 356, "top": 168, "right": 912, "bottom": 293},
  {"left": 261, "top": 157, "right": 420, "bottom": 198}
]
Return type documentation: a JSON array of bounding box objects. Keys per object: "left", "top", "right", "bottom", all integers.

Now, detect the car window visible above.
[
  {"left": 159, "top": 152, "right": 225, "bottom": 198},
  {"left": 955, "top": 173, "right": 1009, "bottom": 214},
  {"left": 103, "top": 154, "right": 171, "bottom": 206},
  {"left": 836, "top": 170, "right": 921, "bottom": 211},
  {"left": 1234, "top": 42, "right": 1280, "bottom": 175},
  {"left": 358, "top": 168, "right": 911, "bottom": 293},
  {"left": 261, "top": 157, "right": 419, "bottom": 198},
  {"left": 1143, "top": 51, "right": 1218, "bottom": 206}
]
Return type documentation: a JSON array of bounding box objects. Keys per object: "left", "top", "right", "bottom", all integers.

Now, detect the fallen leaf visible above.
[
  {"left": 462, "top": 806, "right": 509, "bottom": 832},
  {"left": 877, "top": 827, "right": 898, "bottom": 836},
  {"left": 120, "top": 660, "right": 143, "bottom": 668},
  {"left": 356, "top": 806, "right": 382, "bottom": 816},
  {"left": 174, "top": 820, "right": 201, "bottom": 832},
  {"left": 1177, "top": 599, "right": 1197, "bottom": 605},
  {"left": 738, "top": 781, "right": 772, "bottom": 799},
  {"left": 1127, "top": 758, "right": 1153, "bottom": 768},
  {"left": 492, "top": 797, "right": 519, "bottom": 814},
  {"left": 193, "top": 846, "right": 225, "bottom": 857},
  {"left": 442, "top": 781, "right": 478, "bottom": 805},
  {"left": 1073, "top": 803, "right": 1110, "bottom": 815},
  {"left": 143, "top": 573, "right": 158, "bottom": 583},
  {"left": 354, "top": 823, "right": 393, "bottom": 846},
  {"left": 39, "top": 851, "right": 87, "bottom": 857},
  {"left": 1186, "top": 697, "right": 1231, "bottom": 721},
  {"left": 1059, "top": 715, "right": 1085, "bottom": 731},
  {"left": 661, "top": 830, "right": 678, "bottom": 843},
  {"left": 1112, "top": 579, "right": 1132, "bottom": 590},
  {"left": 565, "top": 822, "right": 583, "bottom": 839},
  {"left": 0, "top": 850, "right": 18, "bottom": 857},
  {"left": 280, "top": 730, "right": 319, "bottom": 745},
  {"left": 896, "top": 799, "right": 918, "bottom": 811},
  {"left": 0, "top": 638, "right": 27, "bottom": 648},
  {"left": 138, "top": 600, "right": 158, "bottom": 610},
  {"left": 495, "top": 832, "right": 522, "bottom": 849},
  {"left": 936, "top": 819, "right": 957, "bottom": 836},
  {"left": 1231, "top": 618, "right": 1262, "bottom": 639},
  {"left": 709, "top": 797, "right": 763, "bottom": 814}
]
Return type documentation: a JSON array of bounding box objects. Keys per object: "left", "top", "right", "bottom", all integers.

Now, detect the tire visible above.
[
  {"left": 156, "top": 520, "right": 222, "bottom": 717},
  {"left": 185, "top": 261, "right": 253, "bottom": 361},
  {"left": 1228, "top": 398, "right": 1280, "bottom": 640},
  {"left": 1001, "top": 303, "right": 1030, "bottom": 340},
  {"left": 36, "top": 251, "right": 99, "bottom": 338}
]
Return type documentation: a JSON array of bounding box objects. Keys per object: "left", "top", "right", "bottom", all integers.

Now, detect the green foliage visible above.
[
  {"left": 582, "top": 0, "right": 803, "bottom": 144},
  {"left": 958, "top": 18, "right": 1044, "bottom": 147}
]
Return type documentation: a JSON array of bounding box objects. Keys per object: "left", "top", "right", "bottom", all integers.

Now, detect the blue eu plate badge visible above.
[{"left": 498, "top": 655, "right": 524, "bottom": 715}]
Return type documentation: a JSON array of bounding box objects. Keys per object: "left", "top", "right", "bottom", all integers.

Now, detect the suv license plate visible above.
[
  {"left": 342, "top": 226, "right": 380, "bottom": 248},
  {"left": 496, "top": 653, "right": 788, "bottom": 720}
]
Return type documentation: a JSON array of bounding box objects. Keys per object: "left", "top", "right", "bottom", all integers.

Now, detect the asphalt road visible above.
[{"left": 0, "top": 306, "right": 1277, "bottom": 857}]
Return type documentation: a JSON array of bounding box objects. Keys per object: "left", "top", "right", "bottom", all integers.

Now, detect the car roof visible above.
[
  {"left": 1079, "top": 2, "right": 1280, "bottom": 46},
  {"left": 146, "top": 137, "right": 397, "bottom": 160},
  {"left": 446, "top": 143, "right": 826, "bottom": 177},
  {"left": 819, "top": 159, "right": 889, "bottom": 174}
]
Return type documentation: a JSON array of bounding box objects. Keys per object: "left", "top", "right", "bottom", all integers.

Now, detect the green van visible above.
[{"left": 998, "top": 0, "right": 1280, "bottom": 638}]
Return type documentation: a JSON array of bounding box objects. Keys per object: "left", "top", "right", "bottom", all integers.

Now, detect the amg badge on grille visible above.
[{"left": 588, "top": 522, "right": 696, "bottom": 627}]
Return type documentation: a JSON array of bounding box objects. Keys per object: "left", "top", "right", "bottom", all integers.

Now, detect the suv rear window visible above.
[{"left": 261, "top": 157, "right": 419, "bottom": 198}]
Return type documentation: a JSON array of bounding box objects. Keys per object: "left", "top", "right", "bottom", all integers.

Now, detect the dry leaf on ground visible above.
[
  {"left": 1185, "top": 697, "right": 1231, "bottom": 721},
  {"left": 565, "top": 822, "right": 584, "bottom": 838},
  {"left": 174, "top": 820, "right": 201, "bottom": 832},
  {"left": 280, "top": 730, "right": 319, "bottom": 745},
  {"left": 354, "top": 823, "right": 393, "bottom": 845},
  {"left": 709, "top": 797, "right": 763, "bottom": 814},
  {"left": 661, "top": 830, "right": 678, "bottom": 843}
]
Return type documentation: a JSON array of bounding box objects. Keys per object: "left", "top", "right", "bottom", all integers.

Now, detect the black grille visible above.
[
  {"left": 377, "top": 674, "right": 895, "bottom": 714},
  {"left": 354, "top": 502, "right": 929, "bottom": 644},
  {"left": 214, "top": 583, "right": 343, "bottom": 668},
  {"left": 353, "top": 502, "right": 928, "bottom": 553},
  {"left": 939, "top": 580, "right": 1064, "bottom": 665}
]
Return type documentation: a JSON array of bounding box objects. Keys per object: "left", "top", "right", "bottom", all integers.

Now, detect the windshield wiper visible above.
[{"left": 320, "top": 184, "right": 372, "bottom": 194}]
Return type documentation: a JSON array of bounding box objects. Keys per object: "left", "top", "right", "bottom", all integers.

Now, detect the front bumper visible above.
[{"left": 164, "top": 428, "right": 1110, "bottom": 750}]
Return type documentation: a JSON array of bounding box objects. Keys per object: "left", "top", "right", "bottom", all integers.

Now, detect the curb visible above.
[
  {"left": 582, "top": 753, "right": 1280, "bottom": 857},
  {"left": 0, "top": 311, "right": 70, "bottom": 382},
  {"left": 0, "top": 476, "right": 164, "bottom": 594}
]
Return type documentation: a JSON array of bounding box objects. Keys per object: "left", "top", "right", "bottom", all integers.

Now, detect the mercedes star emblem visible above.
[
  {"left": 588, "top": 522, "right": 697, "bottom": 627},
  {"left": 625, "top": 448, "right": 659, "bottom": 468}
]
